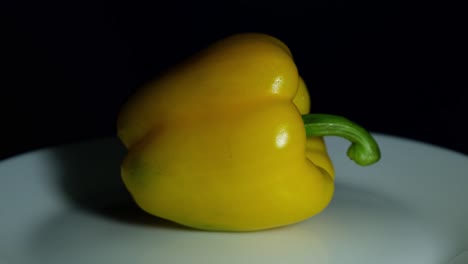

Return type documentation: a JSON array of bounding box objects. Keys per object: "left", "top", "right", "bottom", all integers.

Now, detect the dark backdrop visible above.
[{"left": 2, "top": 4, "right": 467, "bottom": 160}]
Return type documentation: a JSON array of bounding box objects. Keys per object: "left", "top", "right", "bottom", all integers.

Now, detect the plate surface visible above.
[{"left": 1, "top": 134, "right": 467, "bottom": 264}]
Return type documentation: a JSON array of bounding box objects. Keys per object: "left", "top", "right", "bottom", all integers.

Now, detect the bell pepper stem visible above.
[{"left": 302, "top": 114, "right": 381, "bottom": 166}]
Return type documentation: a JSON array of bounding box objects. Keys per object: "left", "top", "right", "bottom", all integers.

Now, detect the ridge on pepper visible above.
[{"left": 117, "top": 33, "right": 380, "bottom": 232}]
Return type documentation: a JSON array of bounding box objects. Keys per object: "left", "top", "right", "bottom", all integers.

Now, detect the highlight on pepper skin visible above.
[{"left": 275, "top": 127, "right": 289, "bottom": 149}]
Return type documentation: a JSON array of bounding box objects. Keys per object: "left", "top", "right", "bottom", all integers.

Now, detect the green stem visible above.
[{"left": 302, "top": 114, "right": 381, "bottom": 166}]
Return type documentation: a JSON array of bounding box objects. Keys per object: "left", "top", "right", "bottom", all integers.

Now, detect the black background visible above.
[{"left": 2, "top": 4, "right": 467, "bottom": 160}]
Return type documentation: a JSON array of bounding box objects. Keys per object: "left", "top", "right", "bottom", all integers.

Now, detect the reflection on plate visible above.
[{"left": 0, "top": 134, "right": 467, "bottom": 264}]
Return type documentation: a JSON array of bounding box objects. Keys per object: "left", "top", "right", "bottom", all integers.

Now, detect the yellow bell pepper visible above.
[{"left": 117, "top": 33, "right": 380, "bottom": 231}]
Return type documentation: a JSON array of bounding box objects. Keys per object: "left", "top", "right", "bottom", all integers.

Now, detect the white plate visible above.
[{"left": 1, "top": 134, "right": 467, "bottom": 264}]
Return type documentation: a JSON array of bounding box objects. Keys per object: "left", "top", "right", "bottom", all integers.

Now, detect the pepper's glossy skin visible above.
[{"left": 117, "top": 33, "right": 335, "bottom": 231}]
